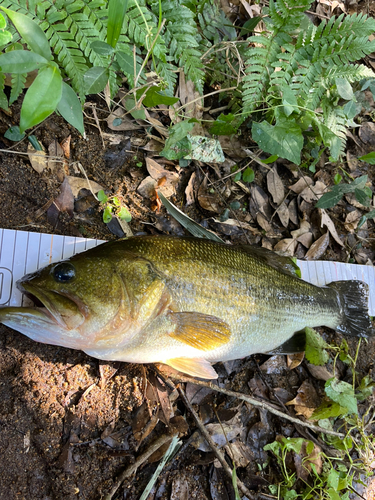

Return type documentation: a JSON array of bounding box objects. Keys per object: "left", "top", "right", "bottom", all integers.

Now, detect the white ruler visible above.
[{"left": 0, "top": 228, "right": 374, "bottom": 315}]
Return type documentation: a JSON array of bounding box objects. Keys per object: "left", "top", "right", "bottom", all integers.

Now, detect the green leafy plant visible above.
[
  {"left": 315, "top": 174, "right": 372, "bottom": 209},
  {"left": 97, "top": 189, "right": 132, "bottom": 223}
]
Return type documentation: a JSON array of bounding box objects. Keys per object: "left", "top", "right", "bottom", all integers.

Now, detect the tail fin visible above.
[{"left": 327, "top": 280, "right": 372, "bottom": 336}]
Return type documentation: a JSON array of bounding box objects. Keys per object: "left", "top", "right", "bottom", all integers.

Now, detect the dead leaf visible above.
[
  {"left": 27, "top": 143, "right": 47, "bottom": 173},
  {"left": 196, "top": 423, "right": 242, "bottom": 452},
  {"left": 305, "top": 232, "right": 330, "bottom": 260},
  {"left": 294, "top": 442, "right": 323, "bottom": 482},
  {"left": 299, "top": 181, "right": 327, "bottom": 203},
  {"left": 198, "top": 176, "right": 220, "bottom": 212},
  {"left": 286, "top": 380, "right": 320, "bottom": 419},
  {"left": 61, "top": 135, "right": 71, "bottom": 159},
  {"left": 287, "top": 352, "right": 305, "bottom": 369},
  {"left": 297, "top": 232, "right": 313, "bottom": 248},
  {"left": 143, "top": 108, "right": 169, "bottom": 137},
  {"left": 170, "top": 477, "right": 189, "bottom": 500},
  {"left": 273, "top": 238, "right": 297, "bottom": 256},
  {"left": 288, "top": 198, "right": 298, "bottom": 225},
  {"left": 267, "top": 166, "right": 284, "bottom": 204},
  {"left": 250, "top": 185, "right": 271, "bottom": 219},
  {"left": 107, "top": 108, "right": 142, "bottom": 131},
  {"left": 276, "top": 201, "right": 289, "bottom": 227},
  {"left": 66, "top": 176, "right": 104, "bottom": 198},
  {"left": 344, "top": 209, "right": 362, "bottom": 232},
  {"left": 48, "top": 140, "right": 64, "bottom": 172},
  {"left": 289, "top": 176, "right": 313, "bottom": 194},
  {"left": 47, "top": 177, "right": 74, "bottom": 227},
  {"left": 141, "top": 157, "right": 179, "bottom": 199},
  {"left": 185, "top": 171, "right": 196, "bottom": 206},
  {"left": 320, "top": 209, "right": 344, "bottom": 247},
  {"left": 359, "top": 121, "right": 375, "bottom": 147}
]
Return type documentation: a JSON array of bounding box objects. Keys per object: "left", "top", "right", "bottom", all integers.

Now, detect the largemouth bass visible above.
[{"left": 0, "top": 236, "right": 371, "bottom": 378}]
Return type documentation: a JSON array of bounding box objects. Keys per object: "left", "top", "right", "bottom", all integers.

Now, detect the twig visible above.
[
  {"left": 103, "top": 433, "right": 173, "bottom": 500},
  {"left": 176, "top": 384, "right": 256, "bottom": 500},
  {"left": 167, "top": 373, "right": 345, "bottom": 438}
]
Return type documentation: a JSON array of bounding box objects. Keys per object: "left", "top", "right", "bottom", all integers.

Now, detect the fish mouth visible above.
[{"left": 17, "top": 281, "right": 85, "bottom": 331}]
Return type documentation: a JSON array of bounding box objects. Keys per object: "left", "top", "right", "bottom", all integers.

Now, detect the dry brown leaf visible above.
[
  {"left": 276, "top": 201, "right": 289, "bottom": 227},
  {"left": 305, "top": 232, "right": 330, "bottom": 260},
  {"left": 288, "top": 198, "right": 298, "bottom": 225},
  {"left": 66, "top": 176, "right": 104, "bottom": 198},
  {"left": 143, "top": 108, "right": 169, "bottom": 137},
  {"left": 320, "top": 209, "right": 344, "bottom": 247},
  {"left": 250, "top": 185, "right": 270, "bottom": 218},
  {"left": 185, "top": 171, "right": 196, "bottom": 206},
  {"left": 145, "top": 157, "right": 179, "bottom": 198},
  {"left": 287, "top": 352, "right": 305, "bottom": 370},
  {"left": 267, "top": 166, "right": 284, "bottom": 204},
  {"left": 289, "top": 176, "right": 313, "bottom": 194},
  {"left": 46, "top": 177, "right": 74, "bottom": 227},
  {"left": 273, "top": 238, "right": 297, "bottom": 256},
  {"left": 170, "top": 477, "right": 189, "bottom": 500},
  {"left": 299, "top": 181, "right": 327, "bottom": 203},
  {"left": 294, "top": 442, "right": 323, "bottom": 482},
  {"left": 286, "top": 380, "right": 320, "bottom": 419},
  {"left": 48, "top": 140, "right": 64, "bottom": 172},
  {"left": 178, "top": 72, "right": 204, "bottom": 136},
  {"left": 27, "top": 143, "right": 47, "bottom": 173},
  {"left": 297, "top": 232, "right": 313, "bottom": 248},
  {"left": 61, "top": 135, "right": 71, "bottom": 159},
  {"left": 344, "top": 209, "right": 362, "bottom": 232},
  {"left": 107, "top": 108, "right": 142, "bottom": 131}
]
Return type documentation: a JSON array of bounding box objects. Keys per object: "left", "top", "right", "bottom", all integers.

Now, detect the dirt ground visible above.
[{"left": 0, "top": 92, "right": 375, "bottom": 500}]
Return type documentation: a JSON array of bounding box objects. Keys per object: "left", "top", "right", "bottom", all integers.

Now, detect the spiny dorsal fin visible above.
[
  {"left": 238, "top": 244, "right": 301, "bottom": 278},
  {"left": 165, "top": 357, "right": 218, "bottom": 379},
  {"left": 168, "top": 311, "right": 231, "bottom": 351}
]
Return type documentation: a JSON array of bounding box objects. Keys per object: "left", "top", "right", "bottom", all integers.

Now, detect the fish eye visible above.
[{"left": 52, "top": 262, "right": 76, "bottom": 283}]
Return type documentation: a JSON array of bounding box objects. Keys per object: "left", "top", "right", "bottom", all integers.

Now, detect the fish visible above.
[{"left": 0, "top": 236, "right": 371, "bottom": 379}]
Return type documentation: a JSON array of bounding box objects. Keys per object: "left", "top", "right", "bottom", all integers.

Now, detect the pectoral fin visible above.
[
  {"left": 165, "top": 357, "right": 218, "bottom": 379},
  {"left": 168, "top": 311, "right": 231, "bottom": 351}
]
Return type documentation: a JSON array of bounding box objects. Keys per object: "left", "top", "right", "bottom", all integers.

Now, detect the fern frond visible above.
[
  {"left": 0, "top": 72, "right": 8, "bottom": 110},
  {"left": 323, "top": 105, "right": 347, "bottom": 159},
  {"left": 9, "top": 72, "right": 26, "bottom": 105},
  {"left": 152, "top": 0, "right": 205, "bottom": 93}
]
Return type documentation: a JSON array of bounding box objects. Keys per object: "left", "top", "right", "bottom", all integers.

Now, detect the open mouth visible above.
[{"left": 17, "top": 281, "right": 85, "bottom": 330}]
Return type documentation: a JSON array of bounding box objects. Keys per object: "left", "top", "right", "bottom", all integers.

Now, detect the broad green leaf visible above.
[
  {"left": 335, "top": 77, "right": 353, "bottom": 100},
  {"left": 0, "top": 50, "right": 48, "bottom": 73},
  {"left": 20, "top": 64, "right": 62, "bottom": 132},
  {"left": 0, "top": 12, "right": 6, "bottom": 29},
  {"left": 1, "top": 7, "right": 51, "bottom": 60},
  {"left": 263, "top": 441, "right": 281, "bottom": 456},
  {"left": 305, "top": 327, "right": 330, "bottom": 366},
  {"left": 354, "top": 187, "right": 371, "bottom": 206},
  {"left": 327, "top": 468, "right": 339, "bottom": 490},
  {"left": 116, "top": 50, "right": 135, "bottom": 79},
  {"left": 251, "top": 119, "right": 303, "bottom": 164},
  {"left": 137, "top": 85, "right": 179, "bottom": 107},
  {"left": 166, "top": 120, "right": 195, "bottom": 145},
  {"left": 0, "top": 31, "right": 12, "bottom": 46},
  {"left": 344, "top": 99, "right": 361, "bottom": 119},
  {"left": 158, "top": 191, "right": 223, "bottom": 242},
  {"left": 107, "top": 0, "right": 129, "bottom": 48},
  {"left": 209, "top": 113, "right": 237, "bottom": 135},
  {"left": 161, "top": 136, "right": 192, "bottom": 160},
  {"left": 325, "top": 377, "right": 358, "bottom": 415},
  {"left": 334, "top": 173, "right": 342, "bottom": 184},
  {"left": 97, "top": 190, "right": 108, "bottom": 203},
  {"left": 282, "top": 86, "right": 299, "bottom": 117},
  {"left": 359, "top": 151, "right": 375, "bottom": 164},
  {"left": 4, "top": 125, "right": 25, "bottom": 141},
  {"left": 310, "top": 400, "right": 347, "bottom": 420},
  {"left": 103, "top": 206, "right": 113, "bottom": 223},
  {"left": 124, "top": 97, "right": 146, "bottom": 120},
  {"left": 242, "top": 167, "right": 254, "bottom": 183},
  {"left": 327, "top": 488, "right": 342, "bottom": 500},
  {"left": 83, "top": 66, "right": 109, "bottom": 94},
  {"left": 281, "top": 437, "right": 305, "bottom": 454},
  {"left": 262, "top": 154, "right": 278, "bottom": 164},
  {"left": 118, "top": 206, "right": 131, "bottom": 222},
  {"left": 57, "top": 82, "right": 84, "bottom": 136},
  {"left": 90, "top": 40, "right": 114, "bottom": 56},
  {"left": 240, "top": 16, "right": 261, "bottom": 35}
]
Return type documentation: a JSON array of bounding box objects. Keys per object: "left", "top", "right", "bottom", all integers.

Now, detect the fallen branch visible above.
[{"left": 167, "top": 373, "right": 345, "bottom": 439}]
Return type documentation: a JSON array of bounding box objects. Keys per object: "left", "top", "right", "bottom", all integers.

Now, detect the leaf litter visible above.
[{"left": 2, "top": 6, "right": 375, "bottom": 500}]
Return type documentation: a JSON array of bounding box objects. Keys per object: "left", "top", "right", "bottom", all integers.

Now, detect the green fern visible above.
[
  {"left": 243, "top": 0, "right": 375, "bottom": 160},
  {"left": 9, "top": 71, "right": 25, "bottom": 104},
  {"left": 150, "top": 0, "right": 205, "bottom": 93}
]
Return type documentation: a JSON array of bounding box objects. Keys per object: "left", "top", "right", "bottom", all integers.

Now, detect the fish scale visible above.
[{"left": 0, "top": 235, "right": 371, "bottom": 379}]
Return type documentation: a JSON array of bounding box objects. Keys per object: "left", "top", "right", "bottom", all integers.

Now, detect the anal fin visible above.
[
  {"left": 165, "top": 357, "right": 218, "bottom": 379},
  {"left": 168, "top": 311, "right": 231, "bottom": 351},
  {"left": 266, "top": 330, "right": 306, "bottom": 355}
]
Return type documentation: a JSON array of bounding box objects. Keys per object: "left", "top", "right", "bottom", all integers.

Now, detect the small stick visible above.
[
  {"left": 103, "top": 434, "right": 173, "bottom": 500},
  {"left": 176, "top": 384, "right": 256, "bottom": 500},
  {"left": 168, "top": 374, "right": 345, "bottom": 439}
]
